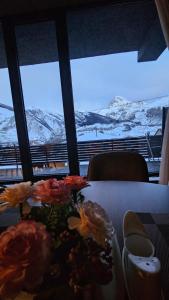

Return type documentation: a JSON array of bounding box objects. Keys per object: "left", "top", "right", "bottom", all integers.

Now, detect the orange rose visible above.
[
  {"left": 0, "top": 221, "right": 51, "bottom": 298},
  {"left": 32, "top": 178, "right": 71, "bottom": 204},
  {"left": 64, "top": 176, "right": 88, "bottom": 191}
]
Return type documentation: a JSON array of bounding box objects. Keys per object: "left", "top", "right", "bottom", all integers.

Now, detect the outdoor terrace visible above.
[{"left": 0, "top": 134, "right": 162, "bottom": 182}]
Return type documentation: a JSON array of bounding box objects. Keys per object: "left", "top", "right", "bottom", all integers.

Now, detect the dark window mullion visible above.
[
  {"left": 2, "top": 20, "right": 33, "bottom": 181},
  {"left": 55, "top": 11, "right": 79, "bottom": 175}
]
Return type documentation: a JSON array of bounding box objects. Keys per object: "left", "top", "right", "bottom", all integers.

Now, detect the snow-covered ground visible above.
[{"left": 77, "top": 124, "right": 160, "bottom": 141}]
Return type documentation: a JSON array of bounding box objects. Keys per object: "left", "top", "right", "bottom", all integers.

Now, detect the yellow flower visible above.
[
  {"left": 0, "top": 182, "right": 32, "bottom": 207},
  {"left": 68, "top": 201, "right": 109, "bottom": 247}
]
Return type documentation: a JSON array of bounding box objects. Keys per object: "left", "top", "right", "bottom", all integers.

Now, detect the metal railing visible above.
[{"left": 0, "top": 135, "right": 162, "bottom": 169}]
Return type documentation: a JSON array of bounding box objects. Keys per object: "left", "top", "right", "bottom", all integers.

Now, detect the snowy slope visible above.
[
  {"left": 0, "top": 95, "right": 168, "bottom": 145},
  {"left": 77, "top": 95, "right": 169, "bottom": 141}
]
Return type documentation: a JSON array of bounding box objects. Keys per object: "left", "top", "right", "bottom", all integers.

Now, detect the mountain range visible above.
[{"left": 0, "top": 95, "right": 168, "bottom": 145}]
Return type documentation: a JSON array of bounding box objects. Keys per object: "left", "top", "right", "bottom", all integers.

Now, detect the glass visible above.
[
  {"left": 15, "top": 21, "right": 69, "bottom": 176},
  {"left": 0, "top": 25, "right": 23, "bottom": 181},
  {"left": 67, "top": 3, "right": 169, "bottom": 177}
]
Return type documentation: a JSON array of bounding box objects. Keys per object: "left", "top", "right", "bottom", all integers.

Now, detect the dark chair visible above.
[{"left": 87, "top": 151, "right": 149, "bottom": 182}]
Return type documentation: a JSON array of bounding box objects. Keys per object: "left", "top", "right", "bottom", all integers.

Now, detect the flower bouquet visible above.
[{"left": 0, "top": 176, "right": 114, "bottom": 300}]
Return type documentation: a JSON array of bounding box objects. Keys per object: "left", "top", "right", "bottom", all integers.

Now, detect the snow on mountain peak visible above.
[{"left": 108, "top": 96, "right": 129, "bottom": 108}]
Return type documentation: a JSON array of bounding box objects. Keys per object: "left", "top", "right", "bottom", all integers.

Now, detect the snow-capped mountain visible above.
[
  {"left": 78, "top": 95, "right": 169, "bottom": 141},
  {"left": 0, "top": 95, "right": 168, "bottom": 145}
]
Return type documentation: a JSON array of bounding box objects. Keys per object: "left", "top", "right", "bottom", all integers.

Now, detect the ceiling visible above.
[
  {"left": 0, "top": 0, "right": 143, "bottom": 18},
  {"left": 0, "top": 0, "right": 167, "bottom": 67}
]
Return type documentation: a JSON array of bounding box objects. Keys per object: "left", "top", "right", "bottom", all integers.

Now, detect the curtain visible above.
[
  {"left": 159, "top": 110, "right": 169, "bottom": 184},
  {"left": 155, "top": 0, "right": 169, "bottom": 48}
]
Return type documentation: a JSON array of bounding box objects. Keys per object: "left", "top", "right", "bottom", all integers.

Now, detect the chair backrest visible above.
[{"left": 87, "top": 151, "right": 149, "bottom": 182}]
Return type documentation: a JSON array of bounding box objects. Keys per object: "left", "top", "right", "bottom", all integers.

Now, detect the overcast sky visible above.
[{"left": 0, "top": 49, "right": 169, "bottom": 113}]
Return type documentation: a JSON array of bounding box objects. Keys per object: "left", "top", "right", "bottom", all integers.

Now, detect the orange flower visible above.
[
  {"left": 68, "top": 201, "right": 110, "bottom": 247},
  {"left": 0, "top": 221, "right": 51, "bottom": 299},
  {"left": 32, "top": 178, "right": 71, "bottom": 204},
  {"left": 64, "top": 176, "right": 88, "bottom": 190}
]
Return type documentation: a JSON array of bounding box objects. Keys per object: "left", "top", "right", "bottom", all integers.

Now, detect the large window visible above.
[
  {"left": 15, "top": 21, "right": 69, "bottom": 176},
  {"left": 0, "top": 1, "right": 168, "bottom": 183},
  {"left": 67, "top": 3, "right": 169, "bottom": 176}
]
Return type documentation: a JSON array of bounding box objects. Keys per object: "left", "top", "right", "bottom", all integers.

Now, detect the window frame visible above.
[{"left": 1, "top": 9, "right": 79, "bottom": 183}]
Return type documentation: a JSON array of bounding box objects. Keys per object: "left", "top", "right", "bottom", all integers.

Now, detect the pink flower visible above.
[
  {"left": 0, "top": 221, "right": 51, "bottom": 298},
  {"left": 64, "top": 176, "right": 88, "bottom": 191},
  {"left": 32, "top": 178, "right": 71, "bottom": 205}
]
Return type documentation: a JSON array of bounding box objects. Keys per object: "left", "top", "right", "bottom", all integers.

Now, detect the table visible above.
[
  {"left": 82, "top": 181, "right": 169, "bottom": 299},
  {"left": 82, "top": 181, "right": 169, "bottom": 247}
]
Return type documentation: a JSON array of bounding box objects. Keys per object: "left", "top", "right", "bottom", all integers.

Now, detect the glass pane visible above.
[
  {"left": 0, "top": 25, "right": 23, "bottom": 181},
  {"left": 67, "top": 2, "right": 169, "bottom": 178},
  {"left": 15, "top": 21, "right": 69, "bottom": 176}
]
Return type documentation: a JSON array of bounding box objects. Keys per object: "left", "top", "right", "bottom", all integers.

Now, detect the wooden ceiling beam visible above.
[{"left": 0, "top": 0, "right": 153, "bottom": 24}]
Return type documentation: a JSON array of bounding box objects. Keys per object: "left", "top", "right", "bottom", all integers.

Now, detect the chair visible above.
[{"left": 87, "top": 151, "right": 149, "bottom": 182}]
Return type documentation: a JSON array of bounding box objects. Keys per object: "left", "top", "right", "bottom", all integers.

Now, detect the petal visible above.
[
  {"left": 68, "top": 217, "right": 81, "bottom": 230},
  {"left": 0, "top": 202, "right": 10, "bottom": 213},
  {"left": 14, "top": 291, "right": 35, "bottom": 300}
]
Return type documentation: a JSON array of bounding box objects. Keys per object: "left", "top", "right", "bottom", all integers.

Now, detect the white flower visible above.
[{"left": 68, "top": 201, "right": 110, "bottom": 247}]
